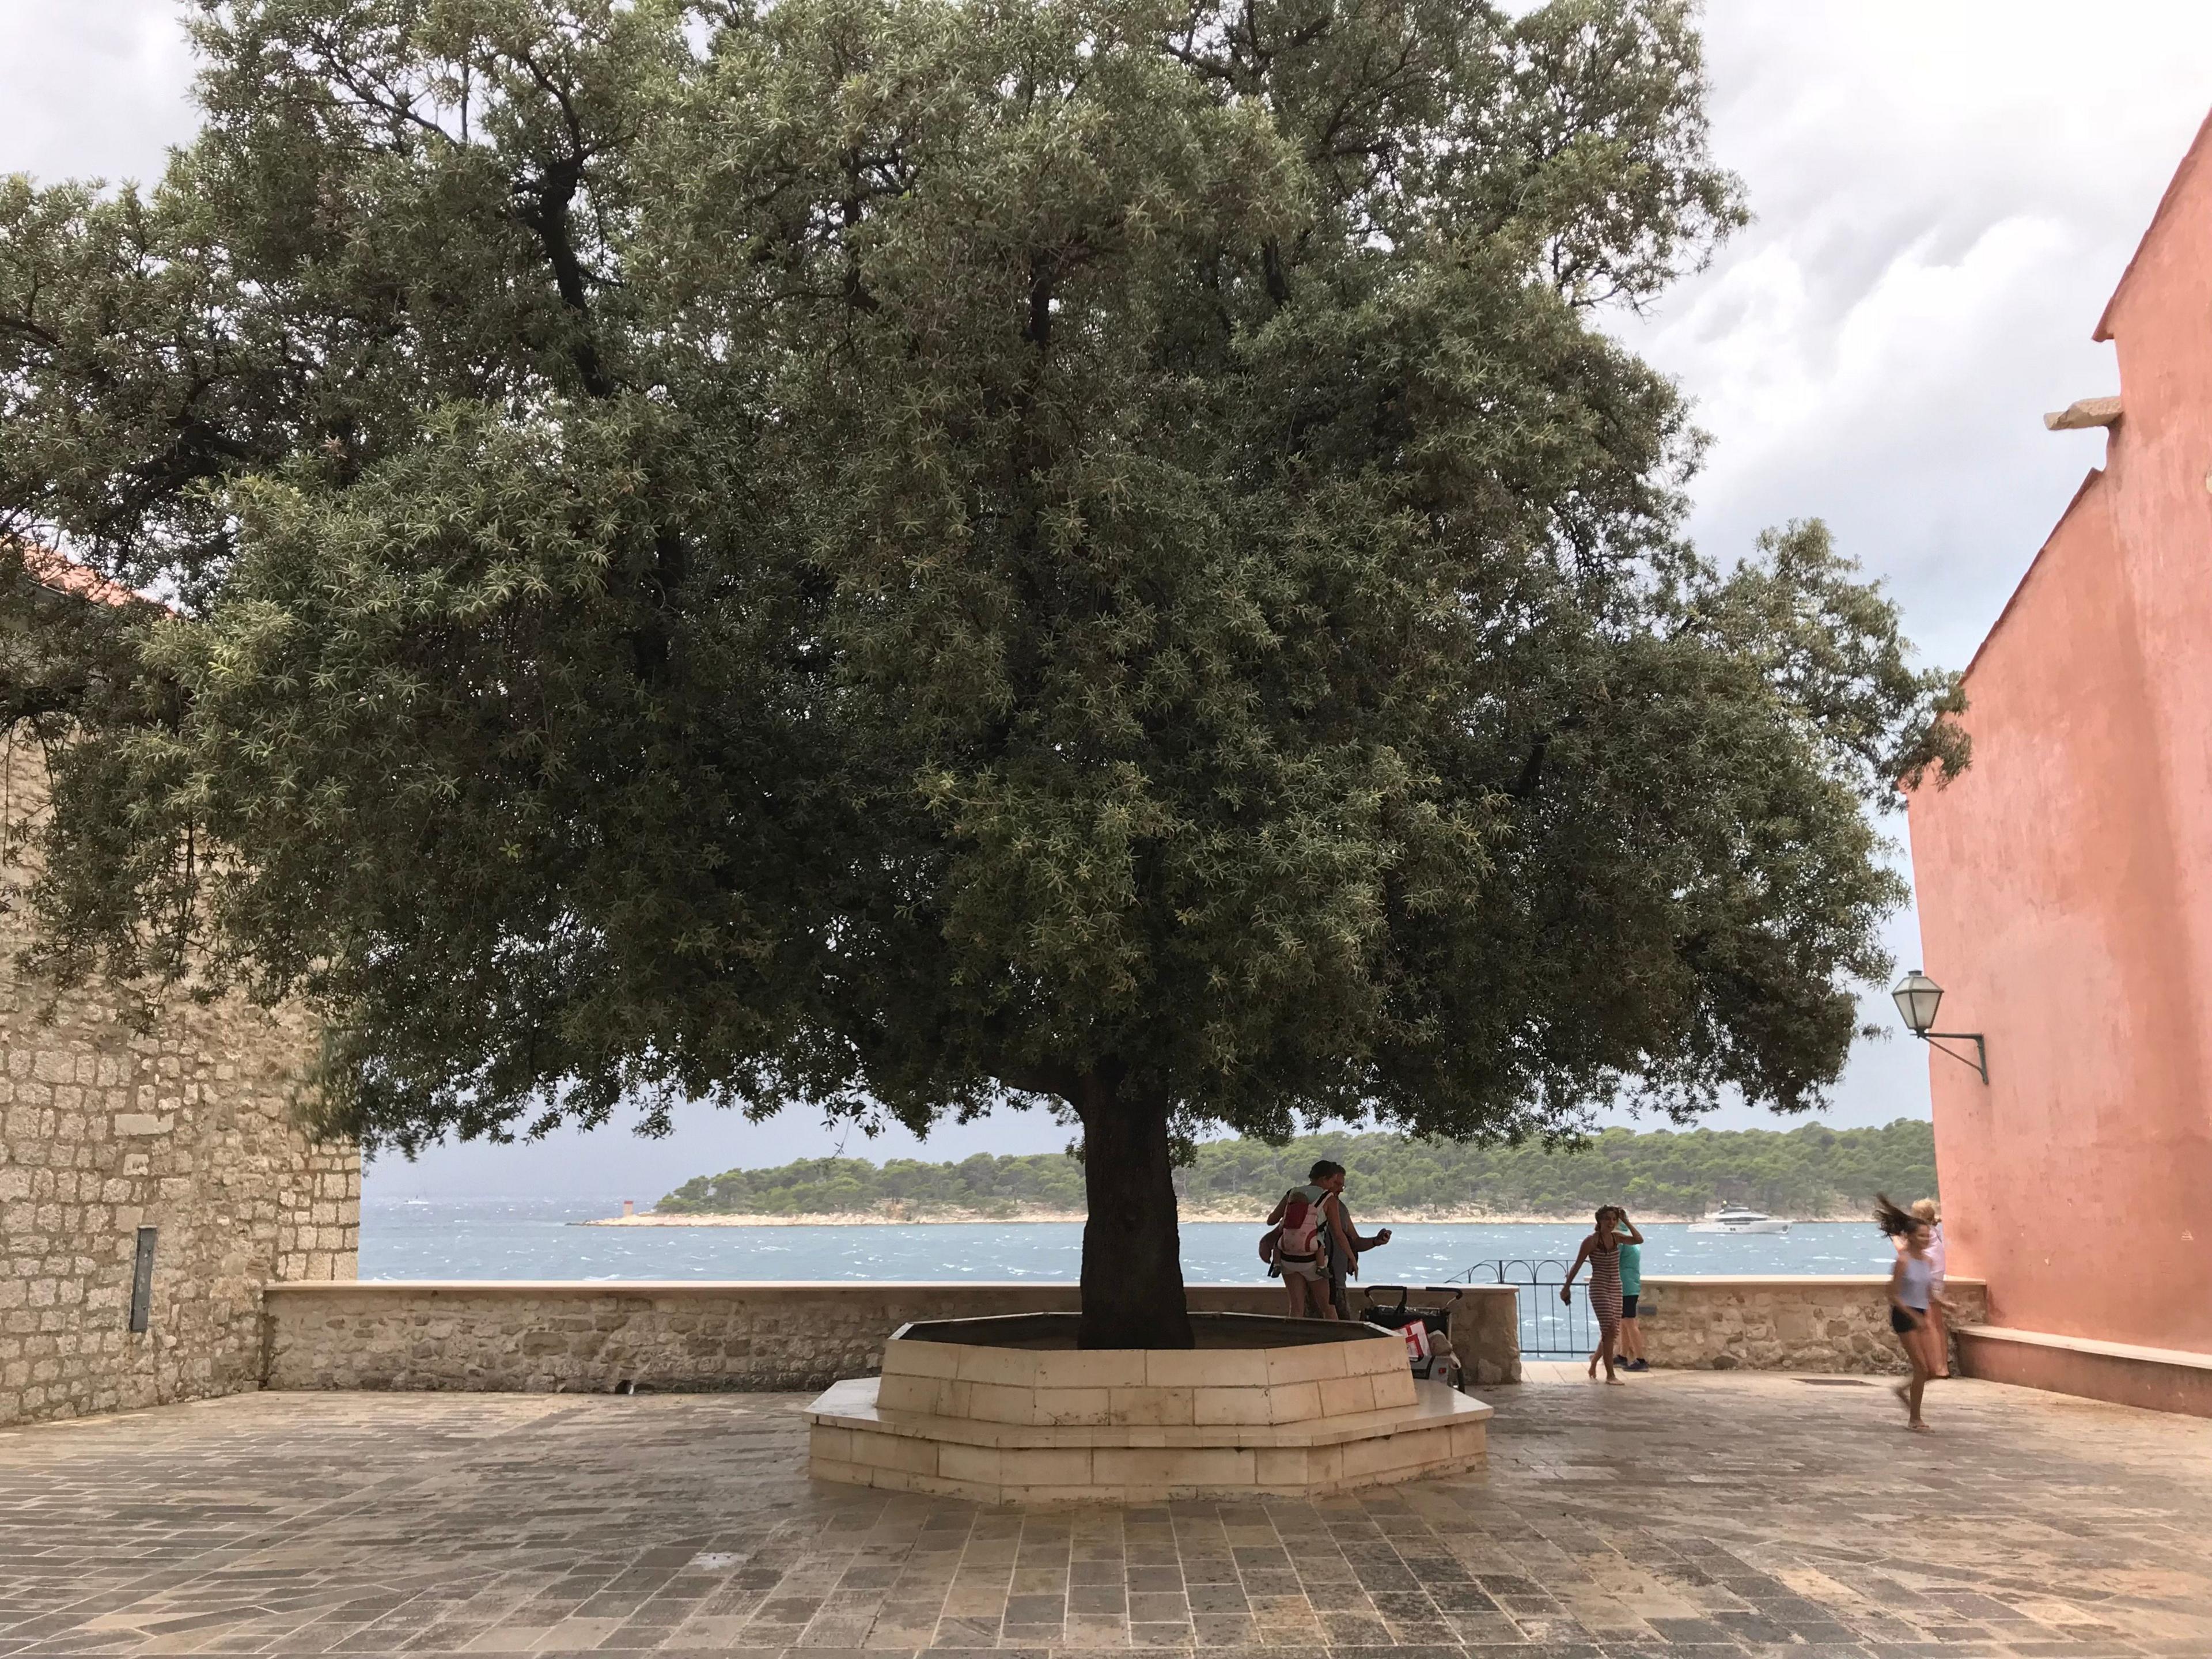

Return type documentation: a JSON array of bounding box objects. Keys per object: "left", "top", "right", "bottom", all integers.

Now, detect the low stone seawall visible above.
[
  {"left": 262, "top": 1281, "right": 1524, "bottom": 1395},
  {"left": 260, "top": 1275, "right": 1972, "bottom": 1397},
  {"left": 1638, "top": 1275, "right": 1987, "bottom": 1373}
]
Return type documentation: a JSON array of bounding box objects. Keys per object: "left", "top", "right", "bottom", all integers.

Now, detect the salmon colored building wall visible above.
[{"left": 1906, "top": 113, "right": 2212, "bottom": 1411}]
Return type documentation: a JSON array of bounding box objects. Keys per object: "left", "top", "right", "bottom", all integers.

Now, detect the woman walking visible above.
[
  {"left": 1563, "top": 1205, "right": 1639, "bottom": 1384},
  {"left": 1877, "top": 1194, "right": 1955, "bottom": 1430}
]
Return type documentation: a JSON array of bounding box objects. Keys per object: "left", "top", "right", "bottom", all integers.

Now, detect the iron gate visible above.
[{"left": 1449, "top": 1258, "right": 1597, "bottom": 1358}]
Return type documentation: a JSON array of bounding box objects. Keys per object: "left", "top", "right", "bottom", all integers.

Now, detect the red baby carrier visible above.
[{"left": 1260, "top": 1189, "right": 1326, "bottom": 1273}]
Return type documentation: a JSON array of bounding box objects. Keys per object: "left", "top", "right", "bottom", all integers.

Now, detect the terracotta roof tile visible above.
[{"left": 10, "top": 543, "right": 147, "bottom": 608}]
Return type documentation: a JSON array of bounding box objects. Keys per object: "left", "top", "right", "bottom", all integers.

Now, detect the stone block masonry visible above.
[
  {"left": 262, "top": 1276, "right": 1985, "bottom": 1402},
  {"left": 1637, "top": 1274, "right": 1988, "bottom": 1373},
  {"left": 262, "top": 1282, "right": 1525, "bottom": 1395},
  {"left": 2, "top": 743, "right": 358, "bottom": 1427}
]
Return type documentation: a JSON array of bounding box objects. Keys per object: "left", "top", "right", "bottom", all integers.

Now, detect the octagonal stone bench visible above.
[{"left": 805, "top": 1310, "right": 1491, "bottom": 1505}]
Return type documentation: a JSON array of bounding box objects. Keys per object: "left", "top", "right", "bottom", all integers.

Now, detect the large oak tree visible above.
[{"left": 1, "top": 0, "right": 1962, "bottom": 1346}]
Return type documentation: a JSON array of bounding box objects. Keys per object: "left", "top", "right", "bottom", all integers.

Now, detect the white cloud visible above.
[
  {"left": 1615, "top": 0, "right": 2212, "bottom": 669},
  {"left": 1599, "top": 0, "right": 2212, "bottom": 1137},
  {"left": 0, "top": 1, "right": 197, "bottom": 186}
]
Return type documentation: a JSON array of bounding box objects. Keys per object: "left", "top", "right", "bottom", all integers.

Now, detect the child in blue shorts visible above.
[{"left": 1616, "top": 1216, "right": 1648, "bottom": 1372}]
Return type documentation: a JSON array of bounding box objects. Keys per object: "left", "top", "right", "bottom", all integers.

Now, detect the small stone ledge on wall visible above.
[
  {"left": 1637, "top": 1275, "right": 1987, "bottom": 1374},
  {"left": 261, "top": 1282, "right": 1525, "bottom": 1396}
]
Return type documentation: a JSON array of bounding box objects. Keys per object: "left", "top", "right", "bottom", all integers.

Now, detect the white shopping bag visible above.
[{"left": 1400, "top": 1323, "right": 1431, "bottom": 1364}]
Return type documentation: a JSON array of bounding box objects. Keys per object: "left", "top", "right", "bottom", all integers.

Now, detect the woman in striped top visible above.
[{"left": 1563, "top": 1205, "right": 1638, "bottom": 1385}]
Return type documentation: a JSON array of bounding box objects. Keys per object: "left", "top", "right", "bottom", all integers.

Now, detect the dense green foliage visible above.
[
  {"left": 661, "top": 1118, "right": 1939, "bottom": 1219},
  {"left": 1, "top": 0, "right": 1968, "bottom": 1341},
  {"left": 2, "top": 0, "right": 1963, "bottom": 1177}
]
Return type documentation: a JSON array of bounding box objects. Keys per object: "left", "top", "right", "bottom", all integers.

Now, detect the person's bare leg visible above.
[
  {"left": 1915, "top": 1322, "right": 1942, "bottom": 1384},
  {"left": 1620, "top": 1317, "right": 1643, "bottom": 1365},
  {"left": 1926, "top": 1302, "right": 1949, "bottom": 1377},
  {"left": 1893, "top": 1332, "right": 1931, "bottom": 1427},
  {"left": 1297, "top": 1275, "right": 1338, "bottom": 1320}
]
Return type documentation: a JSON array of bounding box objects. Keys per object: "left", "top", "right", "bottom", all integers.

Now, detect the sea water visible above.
[{"left": 361, "top": 1198, "right": 1897, "bottom": 1281}]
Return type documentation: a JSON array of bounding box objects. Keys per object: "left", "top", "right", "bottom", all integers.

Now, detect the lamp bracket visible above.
[{"left": 1918, "top": 1031, "right": 1988, "bottom": 1085}]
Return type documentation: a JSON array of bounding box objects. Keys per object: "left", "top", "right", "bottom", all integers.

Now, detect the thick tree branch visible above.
[{"left": 513, "top": 153, "right": 614, "bottom": 399}]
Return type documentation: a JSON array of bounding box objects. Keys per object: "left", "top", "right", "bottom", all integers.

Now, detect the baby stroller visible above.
[{"left": 1358, "top": 1286, "right": 1464, "bottom": 1388}]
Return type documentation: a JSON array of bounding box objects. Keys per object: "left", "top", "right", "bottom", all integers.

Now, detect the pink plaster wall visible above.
[{"left": 1906, "top": 113, "right": 2212, "bottom": 1359}]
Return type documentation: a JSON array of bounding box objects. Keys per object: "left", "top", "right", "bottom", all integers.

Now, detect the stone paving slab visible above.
[{"left": 2, "top": 1369, "right": 2209, "bottom": 1658}]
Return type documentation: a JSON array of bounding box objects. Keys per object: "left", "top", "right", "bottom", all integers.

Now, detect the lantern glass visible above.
[{"left": 1892, "top": 969, "right": 1944, "bottom": 1036}]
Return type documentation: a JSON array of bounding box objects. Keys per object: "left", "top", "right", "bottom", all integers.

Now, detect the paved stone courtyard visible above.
[{"left": 3, "top": 1370, "right": 2209, "bottom": 1659}]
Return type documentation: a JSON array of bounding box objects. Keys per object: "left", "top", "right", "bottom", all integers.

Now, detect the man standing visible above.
[{"left": 1323, "top": 1168, "right": 1395, "bottom": 1319}]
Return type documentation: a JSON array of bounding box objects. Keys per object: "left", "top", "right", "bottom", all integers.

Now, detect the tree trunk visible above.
[{"left": 1075, "top": 1075, "right": 1194, "bottom": 1349}]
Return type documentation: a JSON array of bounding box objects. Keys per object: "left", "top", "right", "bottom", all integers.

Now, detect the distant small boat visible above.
[{"left": 1688, "top": 1205, "right": 1791, "bottom": 1235}]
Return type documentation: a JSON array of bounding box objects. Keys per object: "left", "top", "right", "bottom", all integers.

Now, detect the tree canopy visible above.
[{"left": 1, "top": 0, "right": 1963, "bottom": 1342}]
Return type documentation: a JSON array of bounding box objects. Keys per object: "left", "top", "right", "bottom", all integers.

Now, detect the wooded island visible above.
[{"left": 647, "top": 1120, "right": 1936, "bottom": 1224}]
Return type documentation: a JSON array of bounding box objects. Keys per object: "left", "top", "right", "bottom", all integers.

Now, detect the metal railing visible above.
[{"left": 1448, "top": 1257, "right": 1596, "bottom": 1358}]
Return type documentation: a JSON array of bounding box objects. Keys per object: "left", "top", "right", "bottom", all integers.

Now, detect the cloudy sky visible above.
[{"left": 3, "top": 2, "right": 2206, "bottom": 1198}]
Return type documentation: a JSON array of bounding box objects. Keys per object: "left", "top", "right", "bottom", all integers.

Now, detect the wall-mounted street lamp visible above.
[{"left": 1891, "top": 969, "right": 1988, "bottom": 1084}]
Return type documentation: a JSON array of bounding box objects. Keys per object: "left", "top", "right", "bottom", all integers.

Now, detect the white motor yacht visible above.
[{"left": 1687, "top": 1205, "right": 1791, "bottom": 1234}]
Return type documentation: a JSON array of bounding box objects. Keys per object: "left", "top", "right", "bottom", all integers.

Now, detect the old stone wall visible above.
[
  {"left": 1637, "top": 1275, "right": 1988, "bottom": 1373},
  {"left": 262, "top": 1282, "right": 1525, "bottom": 1395},
  {"left": 260, "top": 1276, "right": 1979, "bottom": 1397},
  {"left": 2, "top": 742, "right": 359, "bottom": 1427}
]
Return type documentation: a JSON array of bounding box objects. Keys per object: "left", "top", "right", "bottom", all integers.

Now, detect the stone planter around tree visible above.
[{"left": 805, "top": 1310, "right": 1490, "bottom": 1504}]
